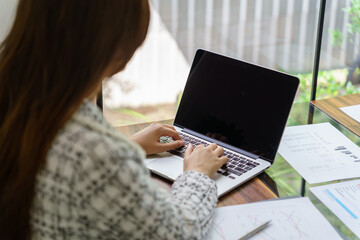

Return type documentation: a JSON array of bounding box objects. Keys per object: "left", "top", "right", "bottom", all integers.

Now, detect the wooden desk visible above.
[
  {"left": 115, "top": 120, "right": 277, "bottom": 207},
  {"left": 311, "top": 93, "right": 360, "bottom": 137}
]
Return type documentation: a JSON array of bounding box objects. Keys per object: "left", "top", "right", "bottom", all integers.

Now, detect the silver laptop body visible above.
[{"left": 145, "top": 49, "right": 299, "bottom": 197}]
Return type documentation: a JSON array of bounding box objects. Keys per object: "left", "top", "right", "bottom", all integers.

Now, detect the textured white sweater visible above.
[{"left": 30, "top": 100, "right": 218, "bottom": 240}]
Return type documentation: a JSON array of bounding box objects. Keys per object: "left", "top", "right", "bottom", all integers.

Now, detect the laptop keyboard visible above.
[{"left": 169, "top": 132, "right": 260, "bottom": 179}]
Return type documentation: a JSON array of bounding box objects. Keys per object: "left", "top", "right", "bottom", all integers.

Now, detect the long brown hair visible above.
[{"left": 0, "top": 1, "right": 150, "bottom": 239}]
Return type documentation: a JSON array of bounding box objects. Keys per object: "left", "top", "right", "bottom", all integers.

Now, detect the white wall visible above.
[
  {"left": 0, "top": 0, "right": 190, "bottom": 108},
  {"left": 0, "top": 0, "right": 18, "bottom": 42},
  {"left": 104, "top": 4, "right": 190, "bottom": 108}
]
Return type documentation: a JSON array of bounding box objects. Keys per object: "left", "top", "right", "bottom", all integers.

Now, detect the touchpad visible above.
[{"left": 145, "top": 152, "right": 183, "bottom": 180}]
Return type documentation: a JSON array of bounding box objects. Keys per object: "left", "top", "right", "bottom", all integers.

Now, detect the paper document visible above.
[
  {"left": 207, "top": 197, "right": 341, "bottom": 240},
  {"left": 341, "top": 104, "right": 360, "bottom": 123},
  {"left": 310, "top": 180, "right": 360, "bottom": 238},
  {"left": 278, "top": 122, "right": 360, "bottom": 184}
]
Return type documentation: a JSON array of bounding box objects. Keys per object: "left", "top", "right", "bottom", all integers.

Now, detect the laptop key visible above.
[
  {"left": 228, "top": 164, "right": 236, "bottom": 169},
  {"left": 174, "top": 133, "right": 258, "bottom": 176},
  {"left": 235, "top": 167, "right": 246, "bottom": 173},
  {"left": 227, "top": 168, "right": 242, "bottom": 176},
  {"left": 168, "top": 150, "right": 184, "bottom": 158}
]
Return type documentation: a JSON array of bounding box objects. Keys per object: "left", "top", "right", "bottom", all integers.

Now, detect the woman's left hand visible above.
[{"left": 130, "top": 123, "right": 184, "bottom": 155}]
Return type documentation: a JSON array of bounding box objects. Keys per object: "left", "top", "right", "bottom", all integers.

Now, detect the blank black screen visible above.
[{"left": 174, "top": 50, "right": 299, "bottom": 161}]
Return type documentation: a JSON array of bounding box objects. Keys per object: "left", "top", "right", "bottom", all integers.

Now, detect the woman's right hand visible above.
[{"left": 183, "top": 143, "right": 228, "bottom": 178}]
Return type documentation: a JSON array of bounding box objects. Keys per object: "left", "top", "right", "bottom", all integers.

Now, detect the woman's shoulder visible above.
[
  {"left": 31, "top": 101, "right": 148, "bottom": 237},
  {"left": 44, "top": 100, "right": 146, "bottom": 182}
]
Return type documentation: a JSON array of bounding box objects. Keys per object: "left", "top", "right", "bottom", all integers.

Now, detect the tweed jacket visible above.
[{"left": 30, "top": 100, "right": 218, "bottom": 240}]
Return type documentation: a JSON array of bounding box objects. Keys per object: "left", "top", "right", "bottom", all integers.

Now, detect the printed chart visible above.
[
  {"left": 310, "top": 180, "right": 360, "bottom": 238},
  {"left": 207, "top": 197, "right": 341, "bottom": 240},
  {"left": 278, "top": 122, "right": 360, "bottom": 183}
]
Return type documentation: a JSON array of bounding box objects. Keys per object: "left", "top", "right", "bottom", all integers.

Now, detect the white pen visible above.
[{"left": 238, "top": 220, "right": 272, "bottom": 240}]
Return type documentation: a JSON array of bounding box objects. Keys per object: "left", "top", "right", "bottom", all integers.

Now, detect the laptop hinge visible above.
[{"left": 180, "top": 128, "right": 263, "bottom": 161}]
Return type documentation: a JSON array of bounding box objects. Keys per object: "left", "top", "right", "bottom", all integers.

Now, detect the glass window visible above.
[
  {"left": 316, "top": 0, "right": 360, "bottom": 100},
  {"left": 103, "top": 0, "right": 320, "bottom": 127},
  {"left": 103, "top": 0, "right": 324, "bottom": 197}
]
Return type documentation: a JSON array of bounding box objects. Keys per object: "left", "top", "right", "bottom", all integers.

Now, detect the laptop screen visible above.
[{"left": 174, "top": 49, "right": 299, "bottom": 161}]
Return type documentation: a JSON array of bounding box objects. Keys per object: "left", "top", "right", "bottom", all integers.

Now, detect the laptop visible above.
[{"left": 145, "top": 49, "right": 299, "bottom": 197}]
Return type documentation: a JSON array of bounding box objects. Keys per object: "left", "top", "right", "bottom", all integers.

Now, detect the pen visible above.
[{"left": 238, "top": 220, "right": 271, "bottom": 240}]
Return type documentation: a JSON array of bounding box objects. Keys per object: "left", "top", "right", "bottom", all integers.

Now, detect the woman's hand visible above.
[
  {"left": 184, "top": 143, "right": 228, "bottom": 178},
  {"left": 130, "top": 123, "right": 184, "bottom": 155}
]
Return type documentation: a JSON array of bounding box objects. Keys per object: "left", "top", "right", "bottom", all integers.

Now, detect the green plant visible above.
[
  {"left": 330, "top": 0, "right": 360, "bottom": 85},
  {"left": 119, "top": 108, "right": 150, "bottom": 121},
  {"left": 265, "top": 153, "right": 303, "bottom": 196},
  {"left": 329, "top": 29, "right": 344, "bottom": 47},
  {"left": 331, "top": 0, "right": 360, "bottom": 47},
  {"left": 295, "top": 69, "right": 360, "bottom": 103}
]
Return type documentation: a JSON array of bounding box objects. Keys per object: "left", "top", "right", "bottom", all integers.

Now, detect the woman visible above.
[{"left": 0, "top": 1, "right": 228, "bottom": 239}]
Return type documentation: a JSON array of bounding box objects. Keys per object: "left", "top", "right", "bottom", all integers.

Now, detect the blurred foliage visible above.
[
  {"left": 346, "top": 0, "right": 360, "bottom": 37},
  {"left": 266, "top": 155, "right": 300, "bottom": 196},
  {"left": 296, "top": 69, "right": 360, "bottom": 103},
  {"left": 118, "top": 108, "right": 151, "bottom": 122},
  {"left": 331, "top": 0, "right": 360, "bottom": 46},
  {"left": 329, "top": 29, "right": 344, "bottom": 47}
]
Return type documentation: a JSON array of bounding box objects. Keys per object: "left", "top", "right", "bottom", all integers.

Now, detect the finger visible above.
[
  {"left": 207, "top": 143, "right": 218, "bottom": 151},
  {"left": 160, "top": 128, "right": 182, "bottom": 141},
  {"left": 219, "top": 156, "right": 228, "bottom": 165},
  {"left": 184, "top": 143, "right": 194, "bottom": 157},
  {"left": 194, "top": 144, "right": 205, "bottom": 149},
  {"left": 165, "top": 140, "right": 185, "bottom": 150},
  {"left": 214, "top": 146, "right": 224, "bottom": 157},
  {"left": 155, "top": 140, "right": 184, "bottom": 152}
]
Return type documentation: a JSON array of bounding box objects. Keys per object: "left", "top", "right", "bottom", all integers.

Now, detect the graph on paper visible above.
[
  {"left": 278, "top": 122, "right": 360, "bottom": 184},
  {"left": 207, "top": 197, "right": 341, "bottom": 240},
  {"left": 310, "top": 180, "right": 360, "bottom": 238}
]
